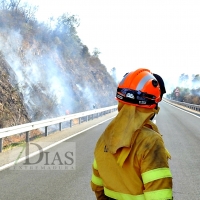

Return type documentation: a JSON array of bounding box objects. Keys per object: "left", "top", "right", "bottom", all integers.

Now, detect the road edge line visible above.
[
  {"left": 0, "top": 116, "right": 115, "bottom": 172},
  {"left": 164, "top": 101, "right": 200, "bottom": 119}
]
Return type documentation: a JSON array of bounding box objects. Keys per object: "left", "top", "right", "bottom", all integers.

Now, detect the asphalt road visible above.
[
  {"left": 0, "top": 118, "right": 111, "bottom": 200},
  {"left": 0, "top": 101, "right": 199, "bottom": 200},
  {"left": 157, "top": 101, "right": 200, "bottom": 200}
]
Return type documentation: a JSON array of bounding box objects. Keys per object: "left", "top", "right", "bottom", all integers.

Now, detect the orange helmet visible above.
[{"left": 116, "top": 68, "right": 161, "bottom": 108}]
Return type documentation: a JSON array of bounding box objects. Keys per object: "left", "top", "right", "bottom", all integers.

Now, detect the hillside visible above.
[
  {"left": 0, "top": 52, "right": 30, "bottom": 128},
  {"left": 0, "top": 1, "right": 117, "bottom": 147}
]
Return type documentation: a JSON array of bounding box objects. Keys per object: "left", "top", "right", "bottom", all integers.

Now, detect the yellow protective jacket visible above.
[{"left": 91, "top": 103, "right": 173, "bottom": 200}]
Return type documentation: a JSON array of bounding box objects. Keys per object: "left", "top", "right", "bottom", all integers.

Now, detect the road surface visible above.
[{"left": 0, "top": 101, "right": 199, "bottom": 199}]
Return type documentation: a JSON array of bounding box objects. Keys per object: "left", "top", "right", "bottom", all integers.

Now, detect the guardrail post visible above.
[
  {"left": 79, "top": 118, "right": 81, "bottom": 124},
  {"left": 45, "top": 126, "right": 48, "bottom": 136},
  {"left": 59, "top": 122, "right": 62, "bottom": 131},
  {"left": 0, "top": 105, "right": 118, "bottom": 150},
  {"left": 26, "top": 131, "right": 29, "bottom": 143},
  {"left": 0, "top": 138, "right": 2, "bottom": 153},
  {"left": 70, "top": 120, "right": 73, "bottom": 127}
]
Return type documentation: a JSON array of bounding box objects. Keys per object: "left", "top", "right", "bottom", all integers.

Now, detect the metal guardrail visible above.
[
  {"left": 164, "top": 98, "right": 200, "bottom": 112},
  {"left": 0, "top": 105, "right": 118, "bottom": 152}
]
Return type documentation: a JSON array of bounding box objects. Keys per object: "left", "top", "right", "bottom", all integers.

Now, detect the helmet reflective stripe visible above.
[
  {"left": 119, "top": 73, "right": 129, "bottom": 85},
  {"left": 116, "top": 68, "right": 161, "bottom": 109},
  {"left": 142, "top": 168, "right": 172, "bottom": 184},
  {"left": 136, "top": 73, "right": 156, "bottom": 91}
]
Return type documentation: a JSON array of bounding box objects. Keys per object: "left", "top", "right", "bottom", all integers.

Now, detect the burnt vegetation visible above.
[{"left": 0, "top": 0, "right": 117, "bottom": 130}]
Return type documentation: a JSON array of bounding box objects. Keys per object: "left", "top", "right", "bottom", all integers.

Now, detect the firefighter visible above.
[{"left": 91, "top": 68, "right": 173, "bottom": 200}]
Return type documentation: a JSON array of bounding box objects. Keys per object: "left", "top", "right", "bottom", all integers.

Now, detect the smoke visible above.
[
  {"left": 0, "top": 29, "right": 75, "bottom": 120},
  {"left": 76, "top": 84, "right": 97, "bottom": 109},
  {"left": 176, "top": 73, "right": 200, "bottom": 89},
  {"left": 109, "top": 67, "right": 119, "bottom": 84},
  {"left": 158, "top": 72, "right": 200, "bottom": 97}
]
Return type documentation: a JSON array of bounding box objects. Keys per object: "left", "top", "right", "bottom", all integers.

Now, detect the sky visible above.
[{"left": 22, "top": 0, "right": 200, "bottom": 92}]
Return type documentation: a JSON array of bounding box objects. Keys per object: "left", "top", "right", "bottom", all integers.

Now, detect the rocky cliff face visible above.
[
  {"left": 0, "top": 5, "right": 117, "bottom": 149},
  {"left": 0, "top": 52, "right": 29, "bottom": 128}
]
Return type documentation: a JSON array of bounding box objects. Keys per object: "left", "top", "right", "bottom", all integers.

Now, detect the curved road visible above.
[{"left": 0, "top": 101, "right": 199, "bottom": 200}]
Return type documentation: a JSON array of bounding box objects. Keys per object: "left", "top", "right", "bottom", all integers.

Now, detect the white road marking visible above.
[
  {"left": 164, "top": 101, "right": 200, "bottom": 119},
  {"left": 0, "top": 116, "right": 115, "bottom": 171}
]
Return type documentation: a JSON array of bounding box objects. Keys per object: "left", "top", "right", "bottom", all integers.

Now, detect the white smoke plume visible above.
[{"left": 0, "top": 29, "right": 75, "bottom": 120}]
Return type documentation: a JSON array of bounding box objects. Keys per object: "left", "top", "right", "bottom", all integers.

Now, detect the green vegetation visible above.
[{"left": 3, "top": 141, "right": 25, "bottom": 151}]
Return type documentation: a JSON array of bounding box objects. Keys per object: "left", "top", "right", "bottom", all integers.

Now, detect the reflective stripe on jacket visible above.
[{"left": 91, "top": 126, "right": 173, "bottom": 200}]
